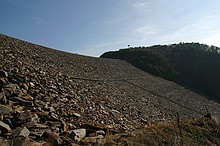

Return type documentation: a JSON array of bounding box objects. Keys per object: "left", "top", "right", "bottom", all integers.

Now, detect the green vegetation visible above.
[{"left": 100, "top": 43, "right": 220, "bottom": 102}]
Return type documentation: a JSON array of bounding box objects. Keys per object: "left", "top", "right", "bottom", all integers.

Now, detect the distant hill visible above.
[{"left": 100, "top": 43, "right": 220, "bottom": 102}]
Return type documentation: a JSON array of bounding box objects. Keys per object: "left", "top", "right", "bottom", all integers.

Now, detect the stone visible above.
[
  {"left": 20, "top": 95, "right": 34, "bottom": 101},
  {"left": 0, "top": 71, "right": 8, "bottom": 78},
  {"left": 35, "top": 123, "right": 49, "bottom": 129},
  {"left": 0, "top": 78, "right": 7, "bottom": 85},
  {"left": 70, "top": 128, "right": 86, "bottom": 142},
  {"left": 73, "top": 113, "right": 81, "bottom": 118},
  {"left": 42, "top": 131, "right": 62, "bottom": 145},
  {"left": 19, "top": 127, "right": 30, "bottom": 137},
  {"left": 61, "top": 120, "right": 67, "bottom": 132},
  {"left": 49, "top": 107, "right": 55, "bottom": 112},
  {"left": 9, "top": 137, "right": 31, "bottom": 146},
  {"left": 31, "top": 114, "right": 39, "bottom": 122},
  {"left": 3, "top": 84, "right": 18, "bottom": 97},
  {"left": 24, "top": 122, "right": 37, "bottom": 129},
  {"left": 19, "top": 111, "right": 32, "bottom": 122},
  {"left": 29, "top": 82, "right": 35, "bottom": 87},
  {"left": 0, "top": 104, "right": 12, "bottom": 115},
  {"left": 9, "top": 97, "right": 33, "bottom": 106},
  {"left": 0, "top": 136, "right": 10, "bottom": 146},
  {"left": 30, "top": 130, "right": 45, "bottom": 137},
  {"left": 81, "top": 135, "right": 104, "bottom": 144},
  {"left": 3, "top": 119, "right": 13, "bottom": 129},
  {"left": 0, "top": 121, "right": 11, "bottom": 135},
  {"left": 0, "top": 93, "right": 7, "bottom": 105},
  {"left": 96, "top": 130, "right": 105, "bottom": 136}
]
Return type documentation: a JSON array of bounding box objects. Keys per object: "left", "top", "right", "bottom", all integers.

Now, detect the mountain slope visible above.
[
  {"left": 1, "top": 34, "right": 220, "bottom": 145},
  {"left": 100, "top": 43, "right": 220, "bottom": 102}
]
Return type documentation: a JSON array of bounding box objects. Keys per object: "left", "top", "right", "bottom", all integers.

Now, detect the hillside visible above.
[
  {"left": 0, "top": 34, "right": 220, "bottom": 145},
  {"left": 100, "top": 43, "right": 220, "bottom": 102}
]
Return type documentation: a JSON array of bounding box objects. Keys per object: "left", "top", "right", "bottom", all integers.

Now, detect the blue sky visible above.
[{"left": 1, "top": 0, "right": 220, "bottom": 57}]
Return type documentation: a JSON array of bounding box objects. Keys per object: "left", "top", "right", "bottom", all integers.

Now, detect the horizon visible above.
[{"left": 1, "top": 0, "right": 220, "bottom": 57}]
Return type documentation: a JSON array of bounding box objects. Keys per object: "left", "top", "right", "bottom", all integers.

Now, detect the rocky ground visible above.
[{"left": 0, "top": 34, "right": 220, "bottom": 145}]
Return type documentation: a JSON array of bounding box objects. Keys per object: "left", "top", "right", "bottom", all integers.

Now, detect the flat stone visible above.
[
  {"left": 35, "top": 123, "right": 49, "bottom": 129},
  {"left": 0, "top": 104, "right": 12, "bottom": 115},
  {"left": 30, "top": 130, "right": 45, "bottom": 137},
  {"left": 19, "top": 127, "right": 30, "bottom": 137},
  {"left": 24, "top": 122, "right": 37, "bottom": 128},
  {"left": 9, "top": 97, "right": 33, "bottom": 106},
  {"left": 49, "top": 107, "right": 55, "bottom": 112},
  {"left": 70, "top": 128, "right": 86, "bottom": 142},
  {"left": 19, "top": 111, "right": 32, "bottom": 122},
  {"left": 20, "top": 95, "right": 34, "bottom": 101},
  {"left": 73, "top": 113, "right": 81, "bottom": 118},
  {"left": 0, "top": 121, "right": 11, "bottom": 134}
]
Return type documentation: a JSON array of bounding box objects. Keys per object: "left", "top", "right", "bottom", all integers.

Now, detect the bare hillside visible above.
[{"left": 0, "top": 34, "right": 220, "bottom": 145}]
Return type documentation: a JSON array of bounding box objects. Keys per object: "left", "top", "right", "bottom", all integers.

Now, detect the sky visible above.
[{"left": 1, "top": 0, "right": 220, "bottom": 57}]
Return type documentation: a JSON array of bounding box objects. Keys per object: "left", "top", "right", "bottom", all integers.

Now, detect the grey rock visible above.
[
  {"left": 23, "top": 122, "right": 37, "bottom": 129},
  {"left": 3, "top": 84, "right": 18, "bottom": 97},
  {"left": 0, "top": 104, "right": 12, "bottom": 115},
  {"left": 9, "top": 97, "right": 33, "bottom": 106},
  {"left": 0, "top": 92, "right": 6, "bottom": 103},
  {"left": 19, "top": 127, "right": 30, "bottom": 137},
  {"left": 70, "top": 128, "right": 86, "bottom": 142},
  {"left": 19, "top": 111, "right": 32, "bottom": 122},
  {"left": 0, "top": 71, "right": 8, "bottom": 78},
  {"left": 49, "top": 107, "right": 55, "bottom": 112}
]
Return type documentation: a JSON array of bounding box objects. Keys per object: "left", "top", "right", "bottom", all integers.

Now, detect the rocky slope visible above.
[{"left": 0, "top": 34, "right": 220, "bottom": 145}]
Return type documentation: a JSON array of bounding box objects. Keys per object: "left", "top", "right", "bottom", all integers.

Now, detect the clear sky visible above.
[{"left": 1, "top": 0, "right": 220, "bottom": 57}]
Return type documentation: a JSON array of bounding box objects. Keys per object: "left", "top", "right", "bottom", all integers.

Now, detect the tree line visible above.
[{"left": 100, "top": 42, "right": 220, "bottom": 102}]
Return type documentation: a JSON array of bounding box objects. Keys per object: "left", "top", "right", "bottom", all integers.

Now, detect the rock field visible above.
[{"left": 0, "top": 34, "right": 220, "bottom": 145}]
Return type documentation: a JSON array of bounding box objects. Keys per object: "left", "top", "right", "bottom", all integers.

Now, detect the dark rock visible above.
[
  {"left": 42, "top": 131, "right": 62, "bottom": 145},
  {"left": 0, "top": 121, "right": 11, "bottom": 135},
  {"left": 81, "top": 135, "right": 105, "bottom": 145},
  {"left": 0, "top": 71, "right": 8, "bottom": 78},
  {"left": 3, "top": 118, "right": 13, "bottom": 129},
  {"left": 3, "top": 84, "right": 19, "bottom": 97},
  {"left": 19, "top": 111, "right": 32, "bottom": 122},
  {"left": 23, "top": 122, "right": 37, "bottom": 129},
  {"left": 9, "top": 97, "right": 33, "bottom": 106}
]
